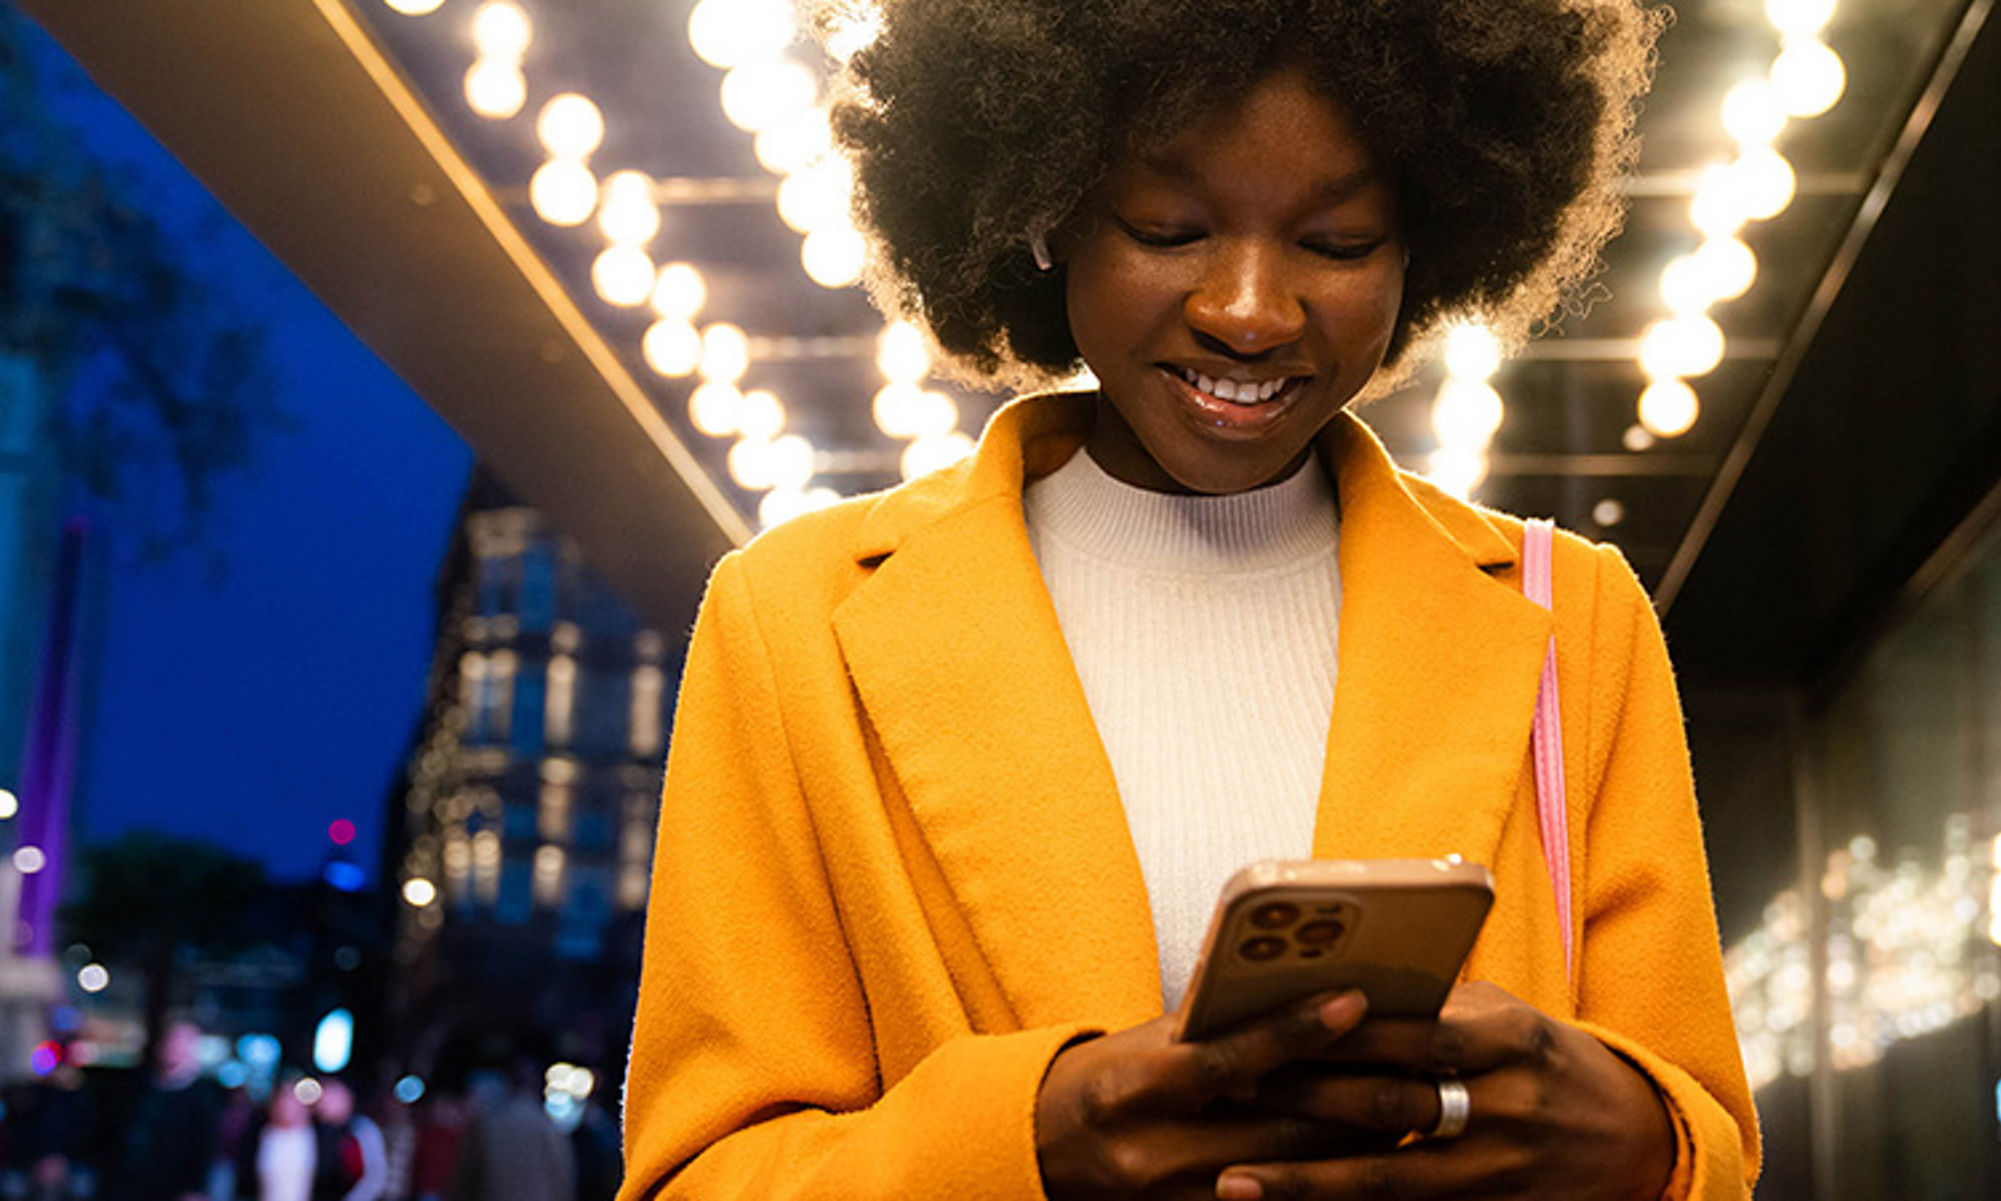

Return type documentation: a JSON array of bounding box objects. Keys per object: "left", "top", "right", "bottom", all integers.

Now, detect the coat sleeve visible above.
[
  {"left": 1569, "top": 543, "right": 1761, "bottom": 1201},
  {"left": 617, "top": 553, "right": 1096, "bottom": 1201}
]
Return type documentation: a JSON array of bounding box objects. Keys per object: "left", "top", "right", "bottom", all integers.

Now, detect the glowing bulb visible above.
[
  {"left": 1722, "top": 79, "right": 1788, "bottom": 148},
  {"left": 873, "top": 383, "right": 926, "bottom": 438},
  {"left": 901, "top": 432, "right": 975, "bottom": 480},
  {"left": 529, "top": 160, "right": 597, "bottom": 226},
  {"left": 1765, "top": 0, "right": 1835, "bottom": 38},
  {"left": 597, "top": 172, "right": 661, "bottom": 244},
  {"left": 1592, "top": 499, "right": 1626, "bottom": 527},
  {"left": 1659, "top": 255, "right": 1712, "bottom": 315},
  {"left": 1691, "top": 163, "right": 1750, "bottom": 238},
  {"left": 1623, "top": 424, "right": 1656, "bottom": 452},
  {"left": 876, "top": 321, "right": 931, "bottom": 383},
  {"left": 384, "top": 0, "right": 446, "bottom": 14},
  {"left": 689, "top": 382, "right": 744, "bottom": 437},
  {"left": 1431, "top": 379, "right": 1504, "bottom": 450},
  {"left": 1734, "top": 149, "right": 1797, "bottom": 221},
  {"left": 907, "top": 391, "right": 960, "bottom": 440},
  {"left": 12, "top": 846, "right": 45, "bottom": 874},
  {"left": 736, "top": 389, "right": 786, "bottom": 441},
  {"left": 760, "top": 488, "right": 813, "bottom": 529},
  {"left": 1692, "top": 237, "right": 1757, "bottom": 302},
  {"left": 464, "top": 61, "right": 526, "bottom": 119},
  {"left": 1442, "top": 322, "right": 1502, "bottom": 381},
  {"left": 754, "top": 108, "right": 834, "bottom": 175},
  {"left": 471, "top": 2, "right": 533, "bottom": 59},
  {"left": 650, "top": 263, "right": 708, "bottom": 320},
  {"left": 537, "top": 94, "right": 605, "bottom": 160},
  {"left": 802, "top": 224, "right": 867, "bottom": 288},
  {"left": 402, "top": 878, "right": 438, "bottom": 907},
  {"left": 728, "top": 438, "right": 780, "bottom": 491},
  {"left": 77, "top": 963, "right": 109, "bottom": 993},
  {"left": 1771, "top": 41, "right": 1846, "bottom": 117},
  {"left": 1425, "top": 448, "right": 1488, "bottom": 500},
  {"left": 1638, "top": 379, "right": 1700, "bottom": 437},
  {"left": 720, "top": 59, "right": 819, "bottom": 134},
  {"left": 642, "top": 320, "right": 702, "bottom": 377},
  {"left": 0, "top": 790, "right": 16, "bottom": 819},
  {"left": 776, "top": 161, "right": 853, "bottom": 233},
  {"left": 767, "top": 434, "right": 816, "bottom": 492},
  {"left": 1639, "top": 315, "right": 1726, "bottom": 379},
  {"left": 591, "top": 246, "right": 655, "bottom": 307},
  {"left": 687, "top": 0, "right": 797, "bottom": 70},
  {"left": 699, "top": 323, "right": 751, "bottom": 384},
  {"left": 824, "top": 10, "right": 883, "bottom": 62}
]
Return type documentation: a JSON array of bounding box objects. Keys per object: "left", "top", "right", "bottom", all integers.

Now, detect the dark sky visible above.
[{"left": 25, "top": 18, "right": 474, "bottom": 883}]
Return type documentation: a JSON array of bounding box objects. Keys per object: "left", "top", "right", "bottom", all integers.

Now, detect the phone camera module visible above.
[
  {"left": 1249, "top": 903, "right": 1300, "bottom": 930},
  {"left": 1239, "top": 936, "right": 1287, "bottom": 961},
  {"left": 1295, "top": 919, "right": 1345, "bottom": 946}
]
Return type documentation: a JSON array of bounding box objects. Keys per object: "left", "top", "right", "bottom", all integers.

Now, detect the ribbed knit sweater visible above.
[{"left": 1024, "top": 449, "right": 1342, "bottom": 1011}]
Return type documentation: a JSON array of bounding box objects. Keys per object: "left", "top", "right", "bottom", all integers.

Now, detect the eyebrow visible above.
[{"left": 1132, "top": 155, "right": 1384, "bottom": 206}]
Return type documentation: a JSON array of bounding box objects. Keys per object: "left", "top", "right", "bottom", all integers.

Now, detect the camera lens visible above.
[
  {"left": 1239, "top": 936, "right": 1286, "bottom": 961},
  {"left": 1249, "top": 902, "right": 1300, "bottom": 930},
  {"left": 1296, "top": 920, "right": 1345, "bottom": 945}
]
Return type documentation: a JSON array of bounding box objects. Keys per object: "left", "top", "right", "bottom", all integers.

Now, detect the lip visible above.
[{"left": 1155, "top": 364, "right": 1309, "bottom": 437}]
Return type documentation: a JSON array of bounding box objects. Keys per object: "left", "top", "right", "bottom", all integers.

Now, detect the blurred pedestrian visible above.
[
  {"left": 209, "top": 1086, "right": 258, "bottom": 1201},
  {"left": 448, "top": 1064, "right": 570, "bottom": 1201},
  {"left": 312, "top": 1082, "right": 384, "bottom": 1201},
  {"left": 241, "top": 1085, "right": 317, "bottom": 1201},
  {"left": 111, "top": 1019, "right": 221, "bottom": 1201},
  {"left": 566, "top": 1079, "right": 618, "bottom": 1201},
  {"left": 405, "top": 1095, "right": 464, "bottom": 1201},
  {"left": 5, "top": 1065, "right": 93, "bottom": 1201}
]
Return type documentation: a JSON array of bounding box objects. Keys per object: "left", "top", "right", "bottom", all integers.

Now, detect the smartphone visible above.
[{"left": 1173, "top": 858, "right": 1495, "bottom": 1042}]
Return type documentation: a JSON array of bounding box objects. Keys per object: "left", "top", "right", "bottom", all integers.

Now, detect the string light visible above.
[
  {"left": 1692, "top": 237, "right": 1758, "bottom": 302},
  {"left": 471, "top": 2, "right": 533, "bottom": 59},
  {"left": 876, "top": 321, "right": 932, "bottom": 384},
  {"left": 537, "top": 94, "right": 605, "bottom": 160},
  {"left": 766, "top": 434, "right": 816, "bottom": 492},
  {"left": 698, "top": 324, "right": 751, "bottom": 385},
  {"left": 1441, "top": 322, "right": 1503, "bottom": 381},
  {"left": 1765, "top": 0, "right": 1835, "bottom": 39},
  {"left": 776, "top": 161, "right": 854, "bottom": 235},
  {"left": 1733, "top": 148, "right": 1798, "bottom": 221},
  {"left": 649, "top": 263, "right": 707, "bottom": 321},
  {"left": 755, "top": 109, "right": 835, "bottom": 176},
  {"left": 736, "top": 389, "right": 786, "bottom": 441},
  {"left": 1639, "top": 315, "right": 1726, "bottom": 380},
  {"left": 686, "top": 0, "right": 797, "bottom": 71},
  {"left": 642, "top": 320, "right": 702, "bottom": 377},
  {"left": 728, "top": 438, "right": 781, "bottom": 490},
  {"left": 1431, "top": 379, "right": 1505, "bottom": 451},
  {"left": 1424, "top": 448, "right": 1488, "bottom": 500},
  {"left": 529, "top": 160, "right": 597, "bottom": 227},
  {"left": 464, "top": 60, "right": 527, "bottom": 119},
  {"left": 1721, "top": 79, "right": 1788, "bottom": 148},
  {"left": 873, "top": 383, "right": 926, "bottom": 439},
  {"left": 1771, "top": 40, "right": 1847, "bottom": 117},
  {"left": 689, "top": 383, "right": 744, "bottom": 437},
  {"left": 801, "top": 224, "right": 867, "bottom": 289},
  {"left": 591, "top": 246, "right": 656, "bottom": 307},
  {"left": 384, "top": 0, "right": 446, "bottom": 15},
  {"left": 598, "top": 172, "right": 661, "bottom": 245},
  {"left": 1638, "top": 379, "right": 1700, "bottom": 438},
  {"left": 719, "top": 59, "right": 819, "bottom": 135}
]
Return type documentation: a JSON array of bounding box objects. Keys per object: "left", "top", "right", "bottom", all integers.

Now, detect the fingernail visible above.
[
  {"left": 1217, "top": 1175, "right": 1264, "bottom": 1201},
  {"left": 1319, "top": 990, "right": 1366, "bottom": 1029}
]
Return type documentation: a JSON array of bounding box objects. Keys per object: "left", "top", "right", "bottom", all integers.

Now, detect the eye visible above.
[
  {"left": 1303, "top": 236, "right": 1391, "bottom": 262},
  {"left": 1112, "top": 215, "right": 1202, "bottom": 249}
]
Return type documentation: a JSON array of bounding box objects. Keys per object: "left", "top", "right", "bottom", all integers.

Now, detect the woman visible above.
[{"left": 620, "top": 2, "right": 1759, "bottom": 1198}]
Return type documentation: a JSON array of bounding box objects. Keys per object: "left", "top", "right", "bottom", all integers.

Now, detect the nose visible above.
[{"left": 1183, "top": 238, "right": 1306, "bottom": 357}]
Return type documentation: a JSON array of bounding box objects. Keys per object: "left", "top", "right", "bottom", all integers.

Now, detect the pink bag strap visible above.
[{"left": 1522, "top": 519, "right": 1574, "bottom": 984}]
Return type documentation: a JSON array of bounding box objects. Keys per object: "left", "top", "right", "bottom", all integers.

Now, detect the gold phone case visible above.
[{"left": 1174, "top": 858, "right": 1495, "bottom": 1042}]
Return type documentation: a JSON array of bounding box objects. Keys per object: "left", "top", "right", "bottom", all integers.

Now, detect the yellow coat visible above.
[{"left": 619, "top": 393, "right": 1759, "bottom": 1200}]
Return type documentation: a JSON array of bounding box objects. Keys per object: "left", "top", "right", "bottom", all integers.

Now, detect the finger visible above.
[
  {"left": 1255, "top": 1069, "right": 1446, "bottom": 1136},
  {"left": 1138, "top": 1113, "right": 1352, "bottom": 1185},
  {"left": 1312, "top": 1007, "right": 1544, "bottom": 1078},
  {"left": 1170, "top": 990, "right": 1368, "bottom": 1102},
  {"left": 1216, "top": 1143, "right": 1489, "bottom": 1201}
]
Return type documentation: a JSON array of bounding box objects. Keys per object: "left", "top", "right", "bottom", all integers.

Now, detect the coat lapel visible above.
[
  {"left": 1312, "top": 414, "right": 1551, "bottom": 871},
  {"left": 833, "top": 398, "right": 1163, "bottom": 1030}
]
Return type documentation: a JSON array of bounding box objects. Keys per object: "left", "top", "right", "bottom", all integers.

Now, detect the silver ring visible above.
[{"left": 1427, "top": 1078, "right": 1471, "bottom": 1140}]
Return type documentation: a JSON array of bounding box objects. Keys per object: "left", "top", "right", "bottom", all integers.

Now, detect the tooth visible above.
[
  {"left": 1256, "top": 379, "right": 1278, "bottom": 401},
  {"left": 1218, "top": 378, "right": 1247, "bottom": 402},
  {"left": 1195, "top": 371, "right": 1219, "bottom": 398}
]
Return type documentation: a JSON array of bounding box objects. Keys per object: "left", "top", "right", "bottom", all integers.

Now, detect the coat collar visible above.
[{"left": 833, "top": 393, "right": 1548, "bottom": 1029}]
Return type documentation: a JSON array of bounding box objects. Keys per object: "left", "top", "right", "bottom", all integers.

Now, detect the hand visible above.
[
  {"left": 1217, "top": 982, "right": 1676, "bottom": 1201},
  {"left": 1034, "top": 990, "right": 1371, "bottom": 1200}
]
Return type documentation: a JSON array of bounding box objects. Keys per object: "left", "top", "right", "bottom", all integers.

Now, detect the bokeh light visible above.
[
  {"left": 529, "top": 160, "right": 597, "bottom": 226},
  {"left": 536, "top": 93, "right": 605, "bottom": 160},
  {"left": 1639, "top": 379, "right": 1701, "bottom": 438}
]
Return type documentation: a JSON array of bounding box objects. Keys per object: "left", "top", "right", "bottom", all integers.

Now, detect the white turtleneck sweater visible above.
[{"left": 1024, "top": 448, "right": 1341, "bottom": 1011}]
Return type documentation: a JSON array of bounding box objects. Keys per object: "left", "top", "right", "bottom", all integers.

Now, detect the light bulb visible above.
[
  {"left": 1425, "top": 448, "right": 1488, "bottom": 500},
  {"left": 471, "top": 2, "right": 533, "bottom": 59},
  {"left": 876, "top": 320, "right": 931, "bottom": 383},
  {"left": 529, "top": 160, "right": 597, "bottom": 226},
  {"left": 754, "top": 108, "right": 834, "bottom": 175},
  {"left": 737, "top": 390, "right": 786, "bottom": 441},
  {"left": 385, "top": 0, "right": 446, "bottom": 14},
  {"left": 759, "top": 487, "right": 812, "bottom": 529},
  {"left": 537, "top": 93, "right": 604, "bottom": 159},
  {"left": 1765, "top": 0, "right": 1835, "bottom": 39},
  {"left": 802, "top": 224, "right": 867, "bottom": 289},
  {"left": 776, "top": 160, "right": 853, "bottom": 233},
  {"left": 1442, "top": 322, "right": 1502, "bottom": 381},
  {"left": 1638, "top": 379, "right": 1700, "bottom": 438},
  {"left": 823, "top": 10, "right": 883, "bottom": 62},
  {"left": 1430, "top": 378, "right": 1505, "bottom": 450},
  {"left": 591, "top": 246, "right": 655, "bottom": 307},
  {"left": 767, "top": 434, "right": 816, "bottom": 492},
  {"left": 1659, "top": 255, "right": 1712, "bottom": 315},
  {"left": 720, "top": 59, "right": 819, "bottom": 135},
  {"left": 688, "top": 382, "right": 743, "bottom": 437},
  {"left": 687, "top": 0, "right": 796, "bottom": 70},
  {"left": 1722, "top": 79, "right": 1788, "bottom": 148},
  {"left": 1734, "top": 149, "right": 1797, "bottom": 221},
  {"left": 597, "top": 172, "right": 661, "bottom": 244},
  {"left": 1692, "top": 237, "right": 1757, "bottom": 302},
  {"left": 728, "top": 438, "right": 779, "bottom": 491},
  {"left": 1639, "top": 315, "right": 1725, "bottom": 380},
  {"left": 1691, "top": 163, "right": 1750, "bottom": 239},
  {"left": 873, "top": 383, "right": 926, "bottom": 438},
  {"left": 901, "top": 432, "right": 975, "bottom": 480},
  {"left": 1592, "top": 499, "right": 1626, "bottom": 527},
  {"left": 642, "top": 320, "right": 702, "bottom": 378},
  {"left": 464, "top": 61, "right": 526, "bottom": 119},
  {"left": 1771, "top": 40, "right": 1846, "bottom": 117},
  {"left": 906, "top": 391, "right": 959, "bottom": 441},
  {"left": 699, "top": 324, "right": 751, "bottom": 385},
  {"left": 650, "top": 263, "right": 708, "bottom": 320}
]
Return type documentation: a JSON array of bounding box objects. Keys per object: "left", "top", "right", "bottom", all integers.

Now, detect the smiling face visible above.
[{"left": 1060, "top": 66, "right": 1405, "bottom": 494}]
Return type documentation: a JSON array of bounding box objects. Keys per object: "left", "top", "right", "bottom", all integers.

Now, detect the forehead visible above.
[{"left": 1116, "top": 66, "right": 1381, "bottom": 196}]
